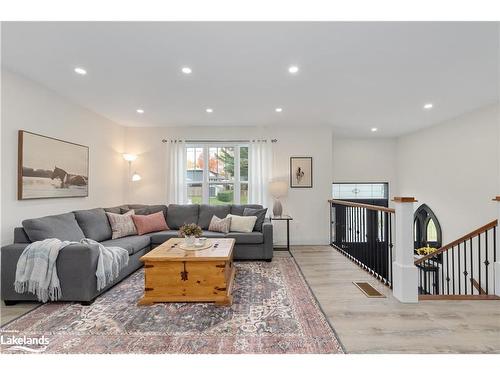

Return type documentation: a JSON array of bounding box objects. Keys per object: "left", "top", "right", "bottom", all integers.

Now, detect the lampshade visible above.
[
  {"left": 269, "top": 180, "right": 288, "bottom": 198},
  {"left": 131, "top": 172, "right": 142, "bottom": 182},
  {"left": 123, "top": 153, "right": 138, "bottom": 162}
]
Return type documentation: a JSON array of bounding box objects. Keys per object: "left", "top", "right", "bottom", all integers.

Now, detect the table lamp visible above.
[{"left": 269, "top": 180, "right": 288, "bottom": 217}]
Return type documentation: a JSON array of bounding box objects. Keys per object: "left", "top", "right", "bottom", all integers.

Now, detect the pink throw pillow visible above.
[{"left": 132, "top": 211, "right": 169, "bottom": 235}]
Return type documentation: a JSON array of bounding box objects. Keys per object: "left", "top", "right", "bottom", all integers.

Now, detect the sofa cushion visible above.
[
  {"left": 226, "top": 232, "right": 264, "bottom": 244},
  {"left": 132, "top": 212, "right": 169, "bottom": 235},
  {"left": 198, "top": 204, "right": 231, "bottom": 229},
  {"left": 167, "top": 204, "right": 199, "bottom": 229},
  {"left": 124, "top": 204, "right": 168, "bottom": 218},
  {"left": 104, "top": 205, "right": 129, "bottom": 214},
  {"left": 202, "top": 230, "right": 227, "bottom": 238},
  {"left": 230, "top": 204, "right": 263, "bottom": 216},
  {"left": 22, "top": 212, "right": 85, "bottom": 242},
  {"left": 243, "top": 207, "right": 268, "bottom": 232},
  {"left": 100, "top": 235, "right": 151, "bottom": 255},
  {"left": 149, "top": 230, "right": 180, "bottom": 245},
  {"left": 14, "top": 227, "right": 30, "bottom": 243},
  {"left": 74, "top": 208, "right": 112, "bottom": 242}
]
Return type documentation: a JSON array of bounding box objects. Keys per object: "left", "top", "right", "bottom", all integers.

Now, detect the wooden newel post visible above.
[
  {"left": 392, "top": 197, "right": 418, "bottom": 303},
  {"left": 493, "top": 196, "right": 500, "bottom": 297}
]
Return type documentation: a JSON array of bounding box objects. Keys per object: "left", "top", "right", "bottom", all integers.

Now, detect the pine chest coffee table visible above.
[{"left": 138, "top": 238, "right": 236, "bottom": 306}]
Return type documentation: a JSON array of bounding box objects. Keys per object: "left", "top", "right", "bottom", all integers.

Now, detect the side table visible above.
[{"left": 270, "top": 215, "right": 293, "bottom": 252}]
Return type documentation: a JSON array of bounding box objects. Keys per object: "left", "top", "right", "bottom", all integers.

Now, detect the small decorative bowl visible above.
[{"left": 195, "top": 237, "right": 207, "bottom": 247}]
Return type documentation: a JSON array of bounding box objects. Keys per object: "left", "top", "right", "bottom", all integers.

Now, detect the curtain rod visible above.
[{"left": 161, "top": 139, "right": 277, "bottom": 143}]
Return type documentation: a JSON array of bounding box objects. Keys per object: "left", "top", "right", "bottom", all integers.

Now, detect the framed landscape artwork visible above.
[
  {"left": 18, "top": 130, "right": 89, "bottom": 200},
  {"left": 290, "top": 156, "right": 313, "bottom": 188}
]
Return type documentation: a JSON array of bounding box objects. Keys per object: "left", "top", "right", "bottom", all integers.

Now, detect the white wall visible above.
[
  {"left": 332, "top": 137, "right": 398, "bottom": 200},
  {"left": 2, "top": 68, "right": 497, "bottom": 250},
  {"left": 124, "top": 126, "right": 333, "bottom": 245},
  {"left": 1, "top": 69, "right": 127, "bottom": 244},
  {"left": 397, "top": 104, "right": 499, "bottom": 244}
]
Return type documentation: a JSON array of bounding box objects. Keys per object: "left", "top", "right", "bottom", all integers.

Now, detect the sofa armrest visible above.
[
  {"left": 1, "top": 243, "right": 100, "bottom": 302},
  {"left": 262, "top": 219, "right": 274, "bottom": 260}
]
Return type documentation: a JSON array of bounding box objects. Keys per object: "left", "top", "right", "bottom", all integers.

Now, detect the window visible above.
[
  {"left": 332, "top": 183, "right": 388, "bottom": 200},
  {"left": 186, "top": 143, "right": 248, "bottom": 205},
  {"left": 414, "top": 204, "right": 442, "bottom": 249}
]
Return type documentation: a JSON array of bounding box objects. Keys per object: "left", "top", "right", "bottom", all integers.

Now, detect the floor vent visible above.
[{"left": 353, "top": 282, "right": 386, "bottom": 298}]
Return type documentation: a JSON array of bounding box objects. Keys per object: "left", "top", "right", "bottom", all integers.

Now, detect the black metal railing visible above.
[
  {"left": 329, "top": 199, "right": 395, "bottom": 287},
  {"left": 415, "top": 220, "right": 497, "bottom": 298}
]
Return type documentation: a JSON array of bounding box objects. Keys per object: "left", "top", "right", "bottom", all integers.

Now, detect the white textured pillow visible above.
[
  {"left": 226, "top": 214, "right": 257, "bottom": 233},
  {"left": 106, "top": 210, "right": 137, "bottom": 239},
  {"left": 208, "top": 215, "right": 232, "bottom": 234}
]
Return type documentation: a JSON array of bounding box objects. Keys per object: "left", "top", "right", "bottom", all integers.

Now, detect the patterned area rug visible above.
[{"left": 1, "top": 257, "right": 343, "bottom": 354}]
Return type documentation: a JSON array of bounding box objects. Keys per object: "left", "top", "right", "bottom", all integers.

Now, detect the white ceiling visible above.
[{"left": 2, "top": 22, "right": 498, "bottom": 136}]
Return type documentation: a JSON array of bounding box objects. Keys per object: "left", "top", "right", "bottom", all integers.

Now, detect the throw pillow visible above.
[
  {"left": 106, "top": 210, "right": 137, "bottom": 239},
  {"left": 243, "top": 207, "right": 268, "bottom": 231},
  {"left": 132, "top": 211, "right": 169, "bottom": 235},
  {"left": 208, "top": 215, "right": 231, "bottom": 234},
  {"left": 226, "top": 214, "right": 257, "bottom": 233}
]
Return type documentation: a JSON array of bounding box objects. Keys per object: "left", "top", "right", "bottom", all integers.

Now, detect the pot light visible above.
[
  {"left": 206, "top": 108, "right": 213, "bottom": 113},
  {"left": 136, "top": 109, "right": 145, "bottom": 114},
  {"left": 371, "top": 128, "right": 378, "bottom": 132},
  {"left": 181, "top": 67, "right": 192, "bottom": 74},
  {"left": 423, "top": 103, "right": 434, "bottom": 110},
  {"left": 275, "top": 108, "right": 283, "bottom": 113},
  {"left": 288, "top": 65, "right": 299, "bottom": 74},
  {"left": 74, "top": 67, "right": 87, "bottom": 75}
]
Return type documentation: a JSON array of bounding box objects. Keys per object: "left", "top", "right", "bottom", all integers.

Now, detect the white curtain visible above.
[
  {"left": 248, "top": 139, "right": 273, "bottom": 208},
  {"left": 165, "top": 140, "right": 186, "bottom": 204}
]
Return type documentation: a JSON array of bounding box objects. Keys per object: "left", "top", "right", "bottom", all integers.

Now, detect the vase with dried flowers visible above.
[{"left": 179, "top": 223, "right": 203, "bottom": 246}]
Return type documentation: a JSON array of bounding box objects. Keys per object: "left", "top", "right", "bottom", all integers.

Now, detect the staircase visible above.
[{"left": 414, "top": 220, "right": 500, "bottom": 300}]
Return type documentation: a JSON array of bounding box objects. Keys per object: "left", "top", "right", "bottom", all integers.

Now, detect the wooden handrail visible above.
[
  {"left": 328, "top": 199, "right": 395, "bottom": 214},
  {"left": 415, "top": 219, "right": 498, "bottom": 265}
]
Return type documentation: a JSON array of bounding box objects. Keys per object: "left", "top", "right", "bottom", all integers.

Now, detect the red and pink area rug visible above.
[{"left": 1, "top": 257, "right": 344, "bottom": 354}]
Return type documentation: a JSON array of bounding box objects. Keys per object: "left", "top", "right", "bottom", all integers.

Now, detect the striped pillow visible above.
[
  {"left": 106, "top": 210, "right": 137, "bottom": 239},
  {"left": 208, "top": 215, "right": 231, "bottom": 234}
]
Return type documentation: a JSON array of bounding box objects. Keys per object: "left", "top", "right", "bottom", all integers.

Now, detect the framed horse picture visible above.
[
  {"left": 18, "top": 130, "right": 89, "bottom": 199},
  {"left": 290, "top": 156, "right": 313, "bottom": 188}
]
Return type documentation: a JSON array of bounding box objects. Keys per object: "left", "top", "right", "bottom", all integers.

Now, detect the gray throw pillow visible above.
[
  {"left": 22, "top": 212, "right": 85, "bottom": 242},
  {"left": 208, "top": 215, "right": 231, "bottom": 234},
  {"left": 74, "top": 208, "right": 112, "bottom": 242},
  {"left": 243, "top": 207, "right": 268, "bottom": 232}
]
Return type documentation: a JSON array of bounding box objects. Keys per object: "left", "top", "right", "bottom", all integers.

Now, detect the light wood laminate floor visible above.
[
  {"left": 1, "top": 300, "right": 40, "bottom": 326},
  {"left": 2, "top": 248, "right": 499, "bottom": 354},
  {"left": 291, "top": 246, "right": 500, "bottom": 353}
]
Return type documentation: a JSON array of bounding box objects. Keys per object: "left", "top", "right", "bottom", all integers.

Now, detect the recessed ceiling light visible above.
[
  {"left": 288, "top": 65, "right": 299, "bottom": 74},
  {"left": 136, "top": 109, "right": 145, "bottom": 114},
  {"left": 74, "top": 67, "right": 87, "bottom": 75},
  {"left": 371, "top": 128, "right": 378, "bottom": 132},
  {"left": 275, "top": 108, "right": 283, "bottom": 113},
  {"left": 181, "top": 67, "right": 192, "bottom": 74},
  {"left": 423, "top": 103, "right": 434, "bottom": 110},
  {"left": 206, "top": 108, "right": 213, "bottom": 113}
]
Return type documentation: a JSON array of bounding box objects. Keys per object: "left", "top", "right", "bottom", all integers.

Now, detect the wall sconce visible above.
[{"left": 123, "top": 154, "right": 142, "bottom": 182}]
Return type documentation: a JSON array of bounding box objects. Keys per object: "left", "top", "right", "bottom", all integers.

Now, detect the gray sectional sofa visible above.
[{"left": 1, "top": 203, "right": 273, "bottom": 305}]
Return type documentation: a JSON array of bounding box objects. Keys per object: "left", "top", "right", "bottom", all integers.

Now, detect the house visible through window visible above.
[{"left": 186, "top": 143, "right": 248, "bottom": 205}]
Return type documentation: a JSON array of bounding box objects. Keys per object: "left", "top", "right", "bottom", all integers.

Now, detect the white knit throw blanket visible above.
[{"left": 14, "top": 238, "right": 129, "bottom": 302}]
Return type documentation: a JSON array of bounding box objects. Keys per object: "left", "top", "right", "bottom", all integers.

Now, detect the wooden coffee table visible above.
[{"left": 138, "top": 238, "right": 236, "bottom": 306}]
